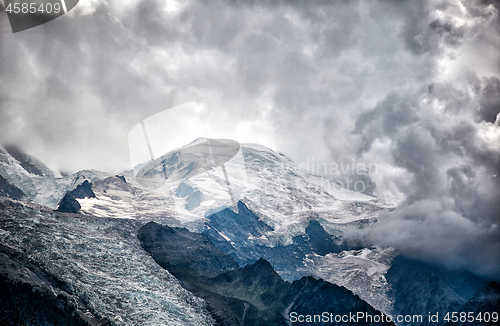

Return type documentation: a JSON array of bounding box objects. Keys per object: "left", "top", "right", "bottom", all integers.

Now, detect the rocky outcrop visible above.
[
  {"left": 139, "top": 221, "right": 393, "bottom": 326},
  {"left": 386, "top": 255, "right": 486, "bottom": 326},
  {"left": 438, "top": 281, "right": 500, "bottom": 326},
  {"left": 56, "top": 180, "right": 96, "bottom": 213},
  {"left": 70, "top": 180, "right": 96, "bottom": 199},
  {"left": 138, "top": 221, "right": 239, "bottom": 280},
  {"left": 203, "top": 202, "right": 344, "bottom": 280},
  {"left": 57, "top": 193, "right": 81, "bottom": 213}
]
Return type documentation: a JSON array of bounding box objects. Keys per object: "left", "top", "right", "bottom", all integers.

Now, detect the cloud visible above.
[
  {"left": 347, "top": 77, "right": 500, "bottom": 279},
  {"left": 479, "top": 76, "right": 500, "bottom": 123},
  {"left": 0, "top": 0, "right": 499, "bottom": 277},
  {"left": 0, "top": 0, "right": 450, "bottom": 172}
]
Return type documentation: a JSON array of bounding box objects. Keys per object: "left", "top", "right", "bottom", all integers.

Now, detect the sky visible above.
[{"left": 1, "top": 0, "right": 500, "bottom": 279}]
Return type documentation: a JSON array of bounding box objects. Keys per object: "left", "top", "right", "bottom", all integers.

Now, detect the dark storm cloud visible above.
[
  {"left": 0, "top": 1, "right": 184, "bottom": 171},
  {"left": 0, "top": 0, "right": 432, "bottom": 171},
  {"left": 347, "top": 83, "right": 500, "bottom": 278},
  {"left": 353, "top": 93, "right": 420, "bottom": 154},
  {"left": 333, "top": 0, "right": 500, "bottom": 279},
  {"left": 479, "top": 77, "right": 500, "bottom": 123},
  {"left": 397, "top": 0, "right": 465, "bottom": 54}
]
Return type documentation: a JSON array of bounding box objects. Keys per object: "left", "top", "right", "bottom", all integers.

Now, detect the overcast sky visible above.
[{"left": 1, "top": 0, "right": 500, "bottom": 279}]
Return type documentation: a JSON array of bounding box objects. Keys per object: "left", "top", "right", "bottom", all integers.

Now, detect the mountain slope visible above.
[
  {"left": 0, "top": 275, "right": 98, "bottom": 326},
  {"left": 0, "top": 140, "right": 399, "bottom": 315},
  {"left": 202, "top": 201, "right": 347, "bottom": 281},
  {"left": 0, "top": 145, "right": 73, "bottom": 208},
  {"left": 138, "top": 221, "right": 394, "bottom": 326},
  {"left": 1, "top": 139, "right": 492, "bottom": 324},
  {"left": 0, "top": 197, "right": 215, "bottom": 326},
  {"left": 436, "top": 281, "right": 500, "bottom": 326},
  {"left": 0, "top": 174, "right": 25, "bottom": 200},
  {"left": 3, "top": 145, "right": 54, "bottom": 177},
  {"left": 138, "top": 221, "right": 239, "bottom": 280},
  {"left": 386, "top": 256, "right": 487, "bottom": 326}
]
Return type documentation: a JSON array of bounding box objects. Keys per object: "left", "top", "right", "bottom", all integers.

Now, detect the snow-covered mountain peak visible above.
[
  {"left": 0, "top": 138, "right": 391, "bottom": 231},
  {"left": 187, "top": 136, "right": 211, "bottom": 146},
  {"left": 52, "top": 139, "right": 388, "bottom": 230},
  {"left": 136, "top": 138, "right": 240, "bottom": 185}
]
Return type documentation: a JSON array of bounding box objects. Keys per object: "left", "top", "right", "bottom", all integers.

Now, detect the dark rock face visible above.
[
  {"left": 93, "top": 176, "right": 135, "bottom": 196},
  {"left": 0, "top": 174, "right": 25, "bottom": 200},
  {"left": 465, "top": 281, "right": 500, "bottom": 315},
  {"left": 70, "top": 180, "right": 96, "bottom": 199},
  {"left": 293, "top": 220, "right": 343, "bottom": 256},
  {"left": 437, "top": 281, "right": 500, "bottom": 326},
  {"left": 205, "top": 258, "right": 288, "bottom": 309},
  {"left": 115, "top": 175, "right": 126, "bottom": 183},
  {"left": 203, "top": 202, "right": 343, "bottom": 279},
  {"left": 386, "top": 255, "right": 487, "bottom": 326},
  {"left": 138, "top": 222, "right": 393, "bottom": 326},
  {"left": 0, "top": 276, "right": 91, "bottom": 326},
  {"left": 286, "top": 276, "right": 392, "bottom": 326},
  {"left": 203, "top": 201, "right": 274, "bottom": 264},
  {"left": 56, "top": 180, "right": 96, "bottom": 213},
  {"left": 207, "top": 201, "right": 274, "bottom": 238},
  {"left": 138, "top": 221, "right": 239, "bottom": 279},
  {"left": 56, "top": 194, "right": 81, "bottom": 213}
]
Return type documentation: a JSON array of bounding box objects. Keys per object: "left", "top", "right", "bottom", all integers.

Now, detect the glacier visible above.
[{"left": 0, "top": 198, "right": 214, "bottom": 325}]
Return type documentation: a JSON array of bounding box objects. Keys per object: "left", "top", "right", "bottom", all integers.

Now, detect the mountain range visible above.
[{"left": 0, "top": 140, "right": 498, "bottom": 325}]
